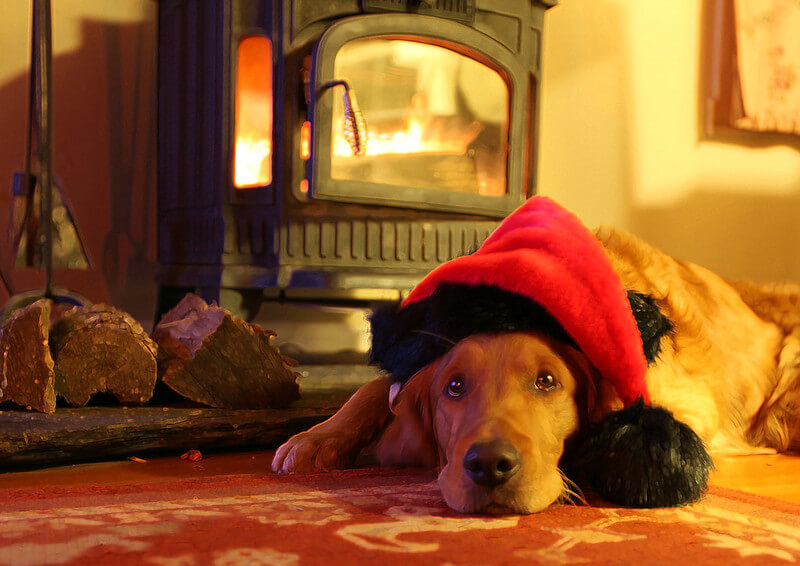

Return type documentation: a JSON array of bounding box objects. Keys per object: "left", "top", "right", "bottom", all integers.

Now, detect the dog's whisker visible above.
[
  {"left": 563, "top": 487, "right": 588, "bottom": 506},
  {"left": 557, "top": 469, "right": 588, "bottom": 506},
  {"left": 411, "top": 330, "right": 457, "bottom": 346},
  {"left": 557, "top": 483, "right": 582, "bottom": 506}
]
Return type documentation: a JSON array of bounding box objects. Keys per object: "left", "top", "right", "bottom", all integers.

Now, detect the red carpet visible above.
[{"left": 1, "top": 467, "right": 799, "bottom": 565}]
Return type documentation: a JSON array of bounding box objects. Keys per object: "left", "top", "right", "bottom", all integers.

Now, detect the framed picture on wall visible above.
[{"left": 704, "top": 0, "right": 800, "bottom": 139}]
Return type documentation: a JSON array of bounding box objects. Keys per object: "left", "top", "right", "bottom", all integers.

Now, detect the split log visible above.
[
  {"left": 50, "top": 305, "right": 158, "bottom": 406},
  {"left": 153, "top": 294, "right": 300, "bottom": 409},
  {"left": 0, "top": 299, "right": 56, "bottom": 413}
]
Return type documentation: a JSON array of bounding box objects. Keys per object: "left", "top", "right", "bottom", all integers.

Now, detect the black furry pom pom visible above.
[{"left": 567, "top": 400, "right": 713, "bottom": 508}]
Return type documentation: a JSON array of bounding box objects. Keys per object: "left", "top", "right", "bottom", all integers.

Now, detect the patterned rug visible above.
[{"left": 1, "top": 467, "right": 799, "bottom": 565}]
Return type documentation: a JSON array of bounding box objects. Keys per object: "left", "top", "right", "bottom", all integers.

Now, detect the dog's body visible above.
[
  {"left": 273, "top": 227, "right": 800, "bottom": 513},
  {"left": 597, "top": 227, "right": 800, "bottom": 456}
]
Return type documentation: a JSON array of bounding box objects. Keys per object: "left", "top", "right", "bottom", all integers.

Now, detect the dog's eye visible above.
[
  {"left": 445, "top": 377, "right": 466, "bottom": 398},
  {"left": 534, "top": 373, "right": 559, "bottom": 392}
]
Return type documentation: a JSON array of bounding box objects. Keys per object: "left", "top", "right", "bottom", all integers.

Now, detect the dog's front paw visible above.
[{"left": 271, "top": 430, "right": 359, "bottom": 474}]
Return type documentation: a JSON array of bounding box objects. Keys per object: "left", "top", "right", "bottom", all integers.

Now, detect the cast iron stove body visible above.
[{"left": 157, "top": 0, "right": 555, "bottom": 311}]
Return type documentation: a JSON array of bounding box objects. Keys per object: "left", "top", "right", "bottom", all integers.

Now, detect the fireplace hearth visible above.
[{"left": 157, "top": 0, "right": 555, "bottom": 318}]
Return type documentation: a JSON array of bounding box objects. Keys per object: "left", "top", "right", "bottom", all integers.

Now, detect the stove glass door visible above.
[{"left": 330, "top": 38, "right": 509, "bottom": 197}]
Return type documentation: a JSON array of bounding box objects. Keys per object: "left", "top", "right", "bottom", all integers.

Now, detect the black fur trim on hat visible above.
[
  {"left": 627, "top": 291, "right": 673, "bottom": 364},
  {"left": 370, "top": 284, "right": 674, "bottom": 384},
  {"left": 369, "top": 283, "right": 576, "bottom": 384},
  {"left": 565, "top": 399, "right": 713, "bottom": 508}
]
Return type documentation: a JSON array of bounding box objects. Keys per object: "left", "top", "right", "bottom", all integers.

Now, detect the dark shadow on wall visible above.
[
  {"left": 630, "top": 191, "right": 800, "bottom": 283},
  {"left": 0, "top": 16, "right": 158, "bottom": 323}
]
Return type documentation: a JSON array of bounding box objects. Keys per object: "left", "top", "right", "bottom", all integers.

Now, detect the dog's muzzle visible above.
[{"left": 462, "top": 439, "right": 521, "bottom": 488}]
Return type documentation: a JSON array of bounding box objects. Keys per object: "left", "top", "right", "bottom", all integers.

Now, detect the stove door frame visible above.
[{"left": 308, "top": 13, "right": 527, "bottom": 218}]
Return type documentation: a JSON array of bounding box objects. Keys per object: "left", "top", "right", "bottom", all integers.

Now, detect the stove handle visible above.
[{"left": 320, "top": 80, "right": 368, "bottom": 156}]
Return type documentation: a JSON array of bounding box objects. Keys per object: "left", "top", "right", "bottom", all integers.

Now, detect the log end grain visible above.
[
  {"left": 0, "top": 299, "right": 56, "bottom": 413},
  {"left": 50, "top": 305, "right": 158, "bottom": 407}
]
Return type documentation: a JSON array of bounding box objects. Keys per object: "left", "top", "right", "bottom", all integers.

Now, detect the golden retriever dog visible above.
[{"left": 272, "top": 203, "right": 800, "bottom": 515}]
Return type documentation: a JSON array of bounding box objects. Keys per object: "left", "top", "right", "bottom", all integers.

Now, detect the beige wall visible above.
[
  {"left": 540, "top": 0, "right": 800, "bottom": 282},
  {"left": 0, "top": 1, "right": 157, "bottom": 319}
]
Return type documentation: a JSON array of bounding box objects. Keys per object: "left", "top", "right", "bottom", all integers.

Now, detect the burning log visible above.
[
  {"left": 153, "top": 294, "right": 300, "bottom": 409},
  {"left": 0, "top": 299, "right": 56, "bottom": 413},
  {"left": 50, "top": 305, "right": 158, "bottom": 406}
]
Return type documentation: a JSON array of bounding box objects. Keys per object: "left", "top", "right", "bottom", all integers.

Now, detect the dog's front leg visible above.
[{"left": 272, "top": 376, "right": 392, "bottom": 473}]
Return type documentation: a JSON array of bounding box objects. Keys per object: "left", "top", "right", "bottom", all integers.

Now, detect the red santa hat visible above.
[
  {"left": 369, "top": 196, "right": 711, "bottom": 509},
  {"left": 402, "top": 196, "right": 648, "bottom": 406}
]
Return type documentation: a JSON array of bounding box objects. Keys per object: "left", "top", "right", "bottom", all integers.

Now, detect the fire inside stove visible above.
[
  {"left": 234, "top": 36, "right": 273, "bottom": 189},
  {"left": 233, "top": 35, "right": 509, "bottom": 195},
  {"left": 330, "top": 38, "right": 509, "bottom": 196}
]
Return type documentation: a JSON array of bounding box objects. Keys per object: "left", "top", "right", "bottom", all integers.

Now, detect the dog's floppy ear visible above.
[
  {"left": 553, "top": 341, "right": 626, "bottom": 429},
  {"left": 375, "top": 362, "right": 440, "bottom": 469},
  {"left": 551, "top": 342, "right": 599, "bottom": 424}
]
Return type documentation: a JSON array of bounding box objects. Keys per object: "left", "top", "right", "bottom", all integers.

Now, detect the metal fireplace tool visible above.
[{"left": 2, "top": 0, "right": 90, "bottom": 322}]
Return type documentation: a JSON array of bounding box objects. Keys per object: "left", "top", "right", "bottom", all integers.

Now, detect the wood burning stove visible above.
[{"left": 157, "top": 0, "right": 555, "bottom": 314}]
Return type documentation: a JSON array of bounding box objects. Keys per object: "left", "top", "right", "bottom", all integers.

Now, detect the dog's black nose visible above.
[{"left": 463, "top": 440, "right": 521, "bottom": 488}]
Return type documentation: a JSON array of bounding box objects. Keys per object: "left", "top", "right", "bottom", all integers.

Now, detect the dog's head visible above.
[
  {"left": 377, "top": 331, "right": 605, "bottom": 514},
  {"left": 377, "top": 328, "right": 712, "bottom": 514}
]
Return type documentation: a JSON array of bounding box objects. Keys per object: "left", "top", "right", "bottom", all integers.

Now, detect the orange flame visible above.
[
  {"left": 333, "top": 93, "right": 479, "bottom": 157},
  {"left": 234, "top": 137, "right": 272, "bottom": 187},
  {"left": 234, "top": 36, "right": 273, "bottom": 188}
]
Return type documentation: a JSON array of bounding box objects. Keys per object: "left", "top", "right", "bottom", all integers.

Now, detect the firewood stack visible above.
[{"left": 0, "top": 294, "right": 301, "bottom": 413}]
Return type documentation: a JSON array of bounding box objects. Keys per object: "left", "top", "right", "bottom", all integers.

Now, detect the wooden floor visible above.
[
  {"left": 710, "top": 452, "right": 800, "bottom": 503},
  {"left": 2, "top": 449, "right": 800, "bottom": 505}
]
